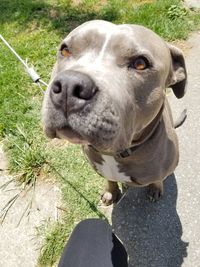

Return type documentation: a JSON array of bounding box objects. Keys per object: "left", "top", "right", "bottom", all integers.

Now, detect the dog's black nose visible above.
[{"left": 50, "top": 70, "right": 97, "bottom": 112}]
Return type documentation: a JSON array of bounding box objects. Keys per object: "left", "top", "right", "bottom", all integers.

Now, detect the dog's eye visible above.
[
  {"left": 129, "top": 57, "right": 150, "bottom": 70},
  {"left": 60, "top": 44, "right": 71, "bottom": 58}
]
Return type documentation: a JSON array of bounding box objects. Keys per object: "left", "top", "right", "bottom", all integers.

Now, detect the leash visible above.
[{"left": 0, "top": 34, "right": 47, "bottom": 93}]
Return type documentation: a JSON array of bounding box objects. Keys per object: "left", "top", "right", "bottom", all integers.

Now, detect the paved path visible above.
[
  {"left": 112, "top": 32, "right": 200, "bottom": 267},
  {"left": 0, "top": 145, "right": 60, "bottom": 267},
  {"left": 185, "top": 0, "right": 200, "bottom": 8}
]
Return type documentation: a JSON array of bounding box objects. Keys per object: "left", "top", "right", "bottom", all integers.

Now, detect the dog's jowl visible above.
[{"left": 42, "top": 20, "right": 187, "bottom": 205}]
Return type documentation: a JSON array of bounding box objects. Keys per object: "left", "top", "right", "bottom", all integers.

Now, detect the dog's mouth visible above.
[
  {"left": 44, "top": 126, "right": 89, "bottom": 145},
  {"left": 43, "top": 90, "right": 121, "bottom": 149}
]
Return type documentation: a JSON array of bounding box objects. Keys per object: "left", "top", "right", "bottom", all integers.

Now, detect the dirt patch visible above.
[
  {"left": 49, "top": 8, "right": 59, "bottom": 18},
  {"left": 133, "top": 0, "right": 154, "bottom": 5},
  {"left": 72, "top": 0, "right": 108, "bottom": 10},
  {"left": 47, "top": 138, "right": 70, "bottom": 148},
  {"left": 171, "top": 39, "right": 193, "bottom": 55},
  {"left": 72, "top": 0, "right": 82, "bottom": 5}
]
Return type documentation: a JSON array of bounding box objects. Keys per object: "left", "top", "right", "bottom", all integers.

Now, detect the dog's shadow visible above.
[{"left": 112, "top": 174, "right": 188, "bottom": 267}]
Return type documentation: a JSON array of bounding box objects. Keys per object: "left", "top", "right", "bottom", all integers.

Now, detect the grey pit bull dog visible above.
[{"left": 42, "top": 20, "right": 187, "bottom": 205}]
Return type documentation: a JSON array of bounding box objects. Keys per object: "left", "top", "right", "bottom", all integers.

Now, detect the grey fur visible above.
[{"left": 42, "top": 20, "right": 187, "bottom": 204}]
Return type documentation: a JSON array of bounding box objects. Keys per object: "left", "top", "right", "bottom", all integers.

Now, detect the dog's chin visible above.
[
  {"left": 44, "top": 124, "right": 118, "bottom": 149},
  {"left": 56, "top": 128, "right": 89, "bottom": 144},
  {"left": 44, "top": 126, "right": 89, "bottom": 145}
]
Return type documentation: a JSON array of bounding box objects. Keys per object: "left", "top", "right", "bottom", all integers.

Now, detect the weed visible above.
[
  {"left": 38, "top": 222, "right": 70, "bottom": 267},
  {"left": 5, "top": 125, "right": 47, "bottom": 186},
  {"left": 0, "top": 192, "right": 21, "bottom": 224},
  {"left": 167, "top": 4, "right": 188, "bottom": 20}
]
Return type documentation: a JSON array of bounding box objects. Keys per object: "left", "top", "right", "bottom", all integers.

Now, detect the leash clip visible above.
[{"left": 0, "top": 34, "right": 47, "bottom": 93}]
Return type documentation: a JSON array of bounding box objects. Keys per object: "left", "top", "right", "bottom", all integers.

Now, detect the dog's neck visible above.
[
  {"left": 131, "top": 104, "right": 164, "bottom": 146},
  {"left": 88, "top": 104, "right": 164, "bottom": 159}
]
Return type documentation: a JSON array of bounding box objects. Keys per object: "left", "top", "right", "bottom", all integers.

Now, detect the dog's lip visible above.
[
  {"left": 44, "top": 125, "right": 88, "bottom": 145},
  {"left": 44, "top": 126, "right": 57, "bottom": 139},
  {"left": 56, "top": 127, "right": 89, "bottom": 144}
]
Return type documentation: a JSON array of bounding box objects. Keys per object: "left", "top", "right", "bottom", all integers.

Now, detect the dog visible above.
[{"left": 42, "top": 20, "right": 187, "bottom": 205}]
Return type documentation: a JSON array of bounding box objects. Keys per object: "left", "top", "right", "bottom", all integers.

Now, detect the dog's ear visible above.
[{"left": 167, "top": 44, "right": 187, "bottom": 98}]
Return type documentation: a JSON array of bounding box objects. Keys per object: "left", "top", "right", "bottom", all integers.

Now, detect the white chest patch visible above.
[{"left": 94, "top": 155, "right": 130, "bottom": 182}]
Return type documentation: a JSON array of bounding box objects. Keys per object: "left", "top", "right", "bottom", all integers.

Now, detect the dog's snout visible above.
[{"left": 50, "top": 70, "right": 97, "bottom": 112}]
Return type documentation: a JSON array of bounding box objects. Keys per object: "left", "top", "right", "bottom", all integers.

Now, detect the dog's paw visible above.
[
  {"left": 147, "top": 184, "right": 163, "bottom": 202},
  {"left": 101, "top": 190, "right": 121, "bottom": 206}
]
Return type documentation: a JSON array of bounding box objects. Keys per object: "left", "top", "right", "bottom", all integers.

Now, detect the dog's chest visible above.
[{"left": 94, "top": 155, "right": 130, "bottom": 182}]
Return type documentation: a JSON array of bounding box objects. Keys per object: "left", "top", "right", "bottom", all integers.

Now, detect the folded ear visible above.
[{"left": 167, "top": 44, "right": 187, "bottom": 98}]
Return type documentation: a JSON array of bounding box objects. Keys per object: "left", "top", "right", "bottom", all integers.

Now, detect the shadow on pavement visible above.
[{"left": 112, "top": 174, "right": 188, "bottom": 267}]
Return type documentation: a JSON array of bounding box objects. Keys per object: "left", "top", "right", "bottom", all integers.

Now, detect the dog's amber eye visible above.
[
  {"left": 60, "top": 45, "right": 71, "bottom": 58},
  {"left": 134, "top": 58, "right": 147, "bottom": 70},
  {"left": 129, "top": 57, "right": 150, "bottom": 70}
]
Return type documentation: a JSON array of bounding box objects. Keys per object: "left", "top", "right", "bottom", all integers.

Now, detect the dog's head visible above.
[{"left": 42, "top": 20, "right": 187, "bottom": 152}]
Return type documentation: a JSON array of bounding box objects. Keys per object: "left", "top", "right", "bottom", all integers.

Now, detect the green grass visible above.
[
  {"left": 0, "top": 0, "right": 200, "bottom": 266},
  {"left": 37, "top": 144, "right": 106, "bottom": 266}
]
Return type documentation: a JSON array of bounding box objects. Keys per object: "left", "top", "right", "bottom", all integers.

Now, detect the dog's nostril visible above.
[
  {"left": 72, "top": 84, "right": 96, "bottom": 100},
  {"left": 52, "top": 81, "right": 62, "bottom": 94},
  {"left": 73, "top": 84, "right": 83, "bottom": 98}
]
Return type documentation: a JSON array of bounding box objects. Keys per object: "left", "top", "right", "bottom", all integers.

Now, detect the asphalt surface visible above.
[{"left": 112, "top": 32, "right": 200, "bottom": 267}]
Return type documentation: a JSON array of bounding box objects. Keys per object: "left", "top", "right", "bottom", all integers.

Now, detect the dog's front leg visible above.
[
  {"left": 101, "top": 181, "right": 121, "bottom": 206},
  {"left": 148, "top": 181, "right": 163, "bottom": 202}
]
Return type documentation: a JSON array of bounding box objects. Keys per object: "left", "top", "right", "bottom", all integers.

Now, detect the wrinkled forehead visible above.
[
  {"left": 63, "top": 20, "right": 169, "bottom": 60},
  {"left": 66, "top": 20, "right": 116, "bottom": 44}
]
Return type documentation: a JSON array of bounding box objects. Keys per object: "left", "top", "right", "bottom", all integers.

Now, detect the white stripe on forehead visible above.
[
  {"left": 72, "top": 28, "right": 115, "bottom": 67},
  {"left": 65, "top": 22, "right": 116, "bottom": 66},
  {"left": 65, "top": 23, "right": 133, "bottom": 67},
  {"left": 98, "top": 32, "right": 112, "bottom": 61},
  {"left": 97, "top": 25, "right": 132, "bottom": 62}
]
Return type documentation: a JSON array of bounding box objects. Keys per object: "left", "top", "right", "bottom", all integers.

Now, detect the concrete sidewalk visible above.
[
  {"left": 0, "top": 145, "right": 60, "bottom": 267},
  {"left": 112, "top": 32, "right": 200, "bottom": 267},
  {"left": 185, "top": 0, "right": 200, "bottom": 8}
]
